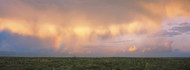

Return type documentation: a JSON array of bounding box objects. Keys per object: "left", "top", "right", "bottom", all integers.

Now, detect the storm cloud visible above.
[{"left": 0, "top": 0, "right": 190, "bottom": 56}]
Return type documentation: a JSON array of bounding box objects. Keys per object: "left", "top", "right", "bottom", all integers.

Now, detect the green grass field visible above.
[{"left": 0, "top": 57, "right": 190, "bottom": 70}]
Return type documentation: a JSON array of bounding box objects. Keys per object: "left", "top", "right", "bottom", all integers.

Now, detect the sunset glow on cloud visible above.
[{"left": 0, "top": 0, "right": 190, "bottom": 57}]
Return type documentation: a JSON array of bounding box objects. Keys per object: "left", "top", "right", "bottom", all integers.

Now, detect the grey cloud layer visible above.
[{"left": 0, "top": 0, "right": 165, "bottom": 24}]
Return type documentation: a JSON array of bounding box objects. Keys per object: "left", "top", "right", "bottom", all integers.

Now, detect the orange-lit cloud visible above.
[
  {"left": 142, "top": 48, "right": 151, "bottom": 53},
  {"left": 164, "top": 41, "right": 172, "bottom": 48},
  {"left": 128, "top": 45, "right": 137, "bottom": 52},
  {"left": 165, "top": 0, "right": 190, "bottom": 18}
]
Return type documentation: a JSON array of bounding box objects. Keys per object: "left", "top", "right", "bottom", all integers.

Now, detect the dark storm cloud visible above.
[
  {"left": 171, "top": 25, "right": 190, "bottom": 33},
  {"left": 154, "top": 30, "right": 181, "bottom": 37},
  {"left": 0, "top": 31, "right": 54, "bottom": 56},
  {"left": 154, "top": 22, "right": 190, "bottom": 37}
]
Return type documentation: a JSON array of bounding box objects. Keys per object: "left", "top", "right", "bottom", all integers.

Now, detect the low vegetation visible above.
[{"left": 0, "top": 57, "right": 190, "bottom": 70}]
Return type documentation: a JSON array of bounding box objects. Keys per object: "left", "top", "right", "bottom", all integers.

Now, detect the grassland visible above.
[{"left": 0, "top": 57, "right": 190, "bottom": 70}]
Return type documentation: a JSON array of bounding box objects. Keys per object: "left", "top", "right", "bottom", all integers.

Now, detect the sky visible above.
[{"left": 0, "top": 0, "right": 190, "bottom": 57}]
